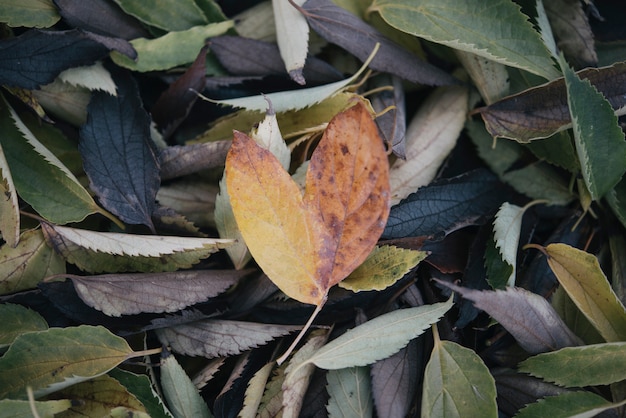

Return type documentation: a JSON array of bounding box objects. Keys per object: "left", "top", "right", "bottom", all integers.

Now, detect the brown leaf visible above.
[
  {"left": 477, "top": 61, "right": 626, "bottom": 142},
  {"left": 159, "top": 140, "right": 231, "bottom": 180},
  {"left": 545, "top": 0, "right": 597, "bottom": 69}
]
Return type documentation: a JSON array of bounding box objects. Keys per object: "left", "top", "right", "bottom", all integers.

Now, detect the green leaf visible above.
[
  {"left": 551, "top": 287, "right": 604, "bottom": 345},
  {"left": 525, "top": 131, "right": 579, "bottom": 173},
  {"left": 0, "top": 399, "right": 71, "bottom": 418},
  {"left": 339, "top": 245, "right": 427, "bottom": 292},
  {"left": 559, "top": 54, "right": 626, "bottom": 200},
  {"left": 515, "top": 391, "right": 626, "bottom": 418},
  {"left": 304, "top": 298, "right": 453, "bottom": 370},
  {"left": 519, "top": 342, "right": 626, "bottom": 387},
  {"left": 111, "top": 0, "right": 210, "bottom": 31},
  {"left": 0, "top": 0, "right": 60, "bottom": 28},
  {"left": 111, "top": 22, "right": 233, "bottom": 72},
  {"left": 109, "top": 368, "right": 173, "bottom": 418},
  {"left": 501, "top": 163, "right": 574, "bottom": 205},
  {"left": 0, "top": 229, "right": 65, "bottom": 295},
  {"left": 493, "top": 202, "right": 524, "bottom": 287},
  {"left": 326, "top": 367, "right": 373, "bottom": 418},
  {"left": 0, "top": 143, "right": 19, "bottom": 247},
  {"left": 545, "top": 243, "right": 626, "bottom": 342},
  {"left": 369, "top": 0, "right": 559, "bottom": 80},
  {"left": 421, "top": 339, "right": 497, "bottom": 418},
  {"left": 160, "top": 352, "right": 212, "bottom": 418},
  {"left": 484, "top": 235, "right": 513, "bottom": 290},
  {"left": 0, "top": 303, "right": 48, "bottom": 347},
  {"left": 0, "top": 94, "right": 103, "bottom": 224},
  {"left": 606, "top": 178, "right": 626, "bottom": 230},
  {"left": 0, "top": 325, "right": 133, "bottom": 399}
]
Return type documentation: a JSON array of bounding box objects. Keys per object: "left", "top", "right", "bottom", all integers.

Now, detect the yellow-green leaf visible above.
[
  {"left": 0, "top": 303, "right": 48, "bottom": 347},
  {"left": 0, "top": 399, "right": 71, "bottom": 418},
  {"left": 0, "top": 0, "right": 60, "bottom": 28}
]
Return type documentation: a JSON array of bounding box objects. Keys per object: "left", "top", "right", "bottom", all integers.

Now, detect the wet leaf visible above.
[
  {"left": 478, "top": 61, "right": 626, "bottom": 142},
  {"left": 226, "top": 102, "right": 389, "bottom": 305},
  {"left": 300, "top": 0, "right": 458, "bottom": 86},
  {"left": 389, "top": 85, "right": 468, "bottom": 205},
  {"left": 0, "top": 0, "right": 60, "bottom": 28},
  {"left": 156, "top": 320, "right": 299, "bottom": 358},
  {"left": 383, "top": 169, "right": 506, "bottom": 240},
  {"left": 0, "top": 325, "right": 133, "bottom": 399},
  {"left": 303, "top": 298, "right": 453, "bottom": 370},
  {"left": 0, "top": 29, "right": 134, "bottom": 89},
  {"left": 0, "top": 303, "right": 48, "bottom": 347},
  {"left": 519, "top": 342, "right": 626, "bottom": 387},
  {"left": 160, "top": 351, "right": 212, "bottom": 418},
  {"left": 0, "top": 399, "right": 71, "bottom": 418},
  {"left": 422, "top": 339, "right": 497, "bottom": 418},
  {"left": 370, "top": 0, "right": 559, "bottom": 80},
  {"left": 41, "top": 223, "right": 232, "bottom": 273},
  {"left": 437, "top": 281, "right": 581, "bottom": 353},
  {"left": 80, "top": 67, "right": 160, "bottom": 231},
  {"left": 339, "top": 245, "right": 427, "bottom": 292},
  {"left": 544, "top": 243, "right": 626, "bottom": 342},
  {"left": 515, "top": 391, "right": 626, "bottom": 418},
  {"left": 0, "top": 229, "right": 65, "bottom": 295},
  {"left": 68, "top": 269, "right": 243, "bottom": 316},
  {"left": 560, "top": 55, "right": 626, "bottom": 200},
  {"left": 273, "top": 0, "right": 308, "bottom": 84},
  {"left": 326, "top": 366, "right": 373, "bottom": 418}
]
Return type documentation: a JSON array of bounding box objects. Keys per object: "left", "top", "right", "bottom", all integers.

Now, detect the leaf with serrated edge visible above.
[
  {"left": 559, "top": 54, "right": 626, "bottom": 200},
  {"left": 493, "top": 202, "right": 524, "bottom": 287},
  {"left": 0, "top": 325, "right": 133, "bottom": 399},
  {"left": 240, "top": 362, "right": 274, "bottom": 418},
  {"left": 282, "top": 329, "right": 330, "bottom": 418},
  {"left": 68, "top": 270, "right": 243, "bottom": 316},
  {"left": 369, "top": 0, "right": 559, "bottom": 80},
  {"left": 437, "top": 281, "right": 581, "bottom": 353},
  {"left": 156, "top": 320, "right": 299, "bottom": 358},
  {"left": 0, "top": 143, "right": 19, "bottom": 247},
  {"left": 160, "top": 352, "right": 211, "bottom": 418},
  {"left": 0, "top": 228, "right": 65, "bottom": 295},
  {"left": 422, "top": 339, "right": 497, "bottom": 418},
  {"left": 519, "top": 342, "right": 626, "bottom": 387},
  {"left": 456, "top": 51, "right": 509, "bottom": 105},
  {"left": 390, "top": 85, "right": 468, "bottom": 205},
  {"left": 0, "top": 303, "right": 48, "bottom": 346},
  {"left": 515, "top": 391, "right": 626, "bottom": 418},
  {"left": 545, "top": 243, "right": 626, "bottom": 342},
  {"left": 111, "top": 0, "right": 208, "bottom": 31},
  {"left": 339, "top": 245, "right": 427, "bottom": 292},
  {"left": 303, "top": 298, "right": 452, "bottom": 370},
  {"left": 326, "top": 366, "right": 373, "bottom": 418},
  {"left": 58, "top": 61, "right": 116, "bottom": 94},
  {"left": 0, "top": 399, "right": 72, "bottom": 417},
  {"left": 109, "top": 368, "right": 174, "bottom": 418},
  {"left": 273, "top": 0, "right": 308, "bottom": 84}
]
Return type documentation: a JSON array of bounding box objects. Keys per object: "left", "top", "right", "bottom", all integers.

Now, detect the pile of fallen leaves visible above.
[{"left": 1, "top": 0, "right": 626, "bottom": 417}]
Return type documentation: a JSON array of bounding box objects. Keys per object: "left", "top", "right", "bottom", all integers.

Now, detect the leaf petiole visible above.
[{"left": 277, "top": 295, "right": 327, "bottom": 365}]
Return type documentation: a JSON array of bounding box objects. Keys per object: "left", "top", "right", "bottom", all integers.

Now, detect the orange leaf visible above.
[{"left": 225, "top": 102, "right": 390, "bottom": 306}]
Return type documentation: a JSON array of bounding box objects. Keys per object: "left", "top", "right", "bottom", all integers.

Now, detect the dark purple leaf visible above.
[
  {"left": 79, "top": 67, "right": 160, "bottom": 231},
  {"left": 159, "top": 140, "right": 232, "bottom": 180},
  {"left": 54, "top": 0, "right": 149, "bottom": 40},
  {"left": 300, "top": 0, "right": 459, "bottom": 86},
  {"left": 151, "top": 46, "right": 208, "bottom": 139},
  {"left": 0, "top": 29, "right": 134, "bottom": 89},
  {"left": 382, "top": 169, "right": 507, "bottom": 239},
  {"left": 209, "top": 35, "right": 343, "bottom": 84},
  {"left": 66, "top": 269, "right": 246, "bottom": 316},
  {"left": 371, "top": 75, "right": 406, "bottom": 159},
  {"left": 436, "top": 280, "right": 582, "bottom": 354}
]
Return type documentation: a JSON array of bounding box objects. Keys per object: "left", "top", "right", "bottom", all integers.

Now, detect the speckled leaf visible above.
[{"left": 326, "top": 366, "right": 373, "bottom": 418}]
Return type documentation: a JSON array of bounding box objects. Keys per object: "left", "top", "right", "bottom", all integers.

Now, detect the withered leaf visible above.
[
  {"left": 300, "top": 0, "right": 458, "bottom": 86},
  {"left": 155, "top": 320, "right": 299, "bottom": 358},
  {"left": 477, "top": 61, "right": 626, "bottom": 142},
  {"left": 159, "top": 140, "right": 231, "bottom": 180},
  {"left": 151, "top": 45, "right": 208, "bottom": 139},
  {"left": 53, "top": 0, "right": 150, "bottom": 40},
  {"left": 371, "top": 75, "right": 406, "bottom": 159},
  {"left": 67, "top": 269, "right": 246, "bottom": 317},
  {"left": 383, "top": 169, "right": 507, "bottom": 240},
  {"left": 437, "top": 280, "right": 582, "bottom": 354},
  {"left": 545, "top": 0, "right": 597, "bottom": 69},
  {"left": 0, "top": 29, "right": 135, "bottom": 90},
  {"left": 79, "top": 66, "right": 160, "bottom": 231}
]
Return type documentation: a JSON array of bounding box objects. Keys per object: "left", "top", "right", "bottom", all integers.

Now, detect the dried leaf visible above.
[
  {"left": 326, "top": 366, "right": 373, "bottom": 418},
  {"left": 0, "top": 142, "right": 19, "bottom": 247},
  {"left": 370, "top": 0, "right": 559, "bottom": 80},
  {"left": 545, "top": 0, "right": 597, "bottom": 69},
  {"left": 240, "top": 362, "right": 274, "bottom": 418},
  {"left": 159, "top": 140, "right": 231, "bottom": 180},
  {"left": 273, "top": 0, "right": 309, "bottom": 84},
  {"left": 422, "top": 339, "right": 497, "bottom": 418},
  {"left": 156, "top": 320, "right": 299, "bottom": 358},
  {"left": 383, "top": 169, "right": 506, "bottom": 240},
  {"left": 160, "top": 351, "right": 212, "bottom": 418},
  {"left": 370, "top": 75, "right": 406, "bottom": 159},
  {"left": 226, "top": 102, "right": 389, "bottom": 305},
  {"left": 67, "top": 269, "right": 243, "bottom": 316},
  {"left": 41, "top": 223, "right": 232, "bottom": 273},
  {"left": 478, "top": 61, "right": 626, "bottom": 142},
  {"left": 300, "top": 0, "right": 458, "bottom": 86},
  {"left": 389, "top": 85, "right": 468, "bottom": 205},
  {"left": 0, "top": 0, "right": 60, "bottom": 28},
  {"left": 437, "top": 281, "right": 581, "bottom": 353},
  {"left": 0, "top": 325, "right": 133, "bottom": 399},
  {"left": 456, "top": 51, "right": 509, "bottom": 105},
  {"left": 544, "top": 243, "right": 626, "bottom": 342},
  {"left": 80, "top": 67, "right": 160, "bottom": 231}
]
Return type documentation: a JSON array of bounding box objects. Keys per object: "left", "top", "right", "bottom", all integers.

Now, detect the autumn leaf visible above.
[{"left": 226, "top": 101, "right": 390, "bottom": 306}]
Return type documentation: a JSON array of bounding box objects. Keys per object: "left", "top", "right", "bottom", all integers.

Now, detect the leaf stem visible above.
[
  {"left": 277, "top": 297, "right": 326, "bottom": 365},
  {"left": 126, "top": 347, "right": 163, "bottom": 361}
]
